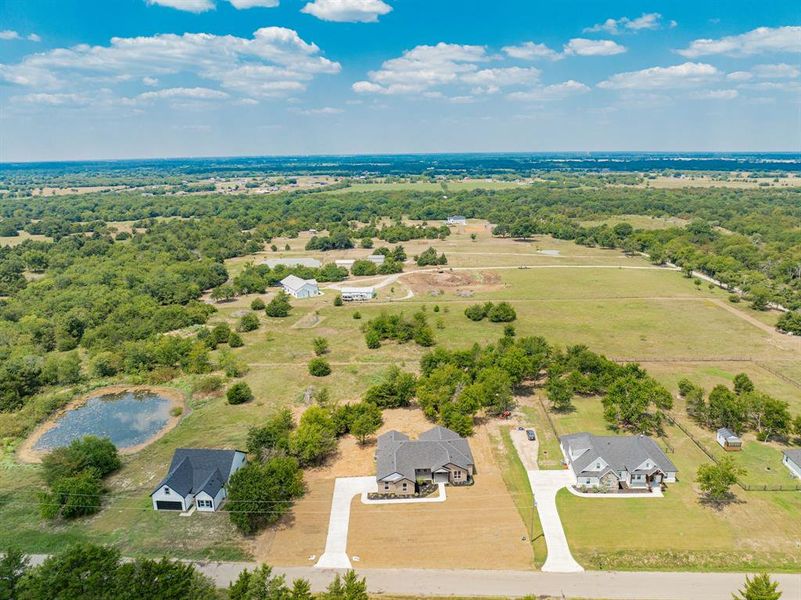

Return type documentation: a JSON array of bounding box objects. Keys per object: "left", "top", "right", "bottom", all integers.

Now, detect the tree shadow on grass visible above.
[{"left": 698, "top": 492, "right": 746, "bottom": 511}]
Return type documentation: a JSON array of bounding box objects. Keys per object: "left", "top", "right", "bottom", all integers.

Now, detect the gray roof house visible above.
[
  {"left": 783, "top": 449, "right": 801, "bottom": 479},
  {"left": 560, "top": 432, "right": 677, "bottom": 492},
  {"left": 151, "top": 449, "right": 246, "bottom": 512},
  {"left": 280, "top": 274, "right": 320, "bottom": 299},
  {"left": 375, "top": 426, "right": 474, "bottom": 495}
]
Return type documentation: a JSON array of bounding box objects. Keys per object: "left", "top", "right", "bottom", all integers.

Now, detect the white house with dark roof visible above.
[
  {"left": 446, "top": 216, "right": 467, "bottom": 225},
  {"left": 783, "top": 449, "right": 801, "bottom": 479},
  {"left": 560, "top": 432, "right": 677, "bottom": 492},
  {"left": 375, "top": 426, "right": 474, "bottom": 495},
  {"left": 151, "top": 448, "right": 246, "bottom": 512},
  {"left": 280, "top": 274, "right": 320, "bottom": 299}
]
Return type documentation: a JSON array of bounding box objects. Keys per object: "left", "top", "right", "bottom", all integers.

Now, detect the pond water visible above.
[{"left": 33, "top": 390, "right": 174, "bottom": 451}]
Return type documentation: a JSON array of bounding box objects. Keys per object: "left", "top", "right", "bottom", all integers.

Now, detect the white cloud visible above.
[
  {"left": 27, "top": 34, "right": 42, "bottom": 42},
  {"left": 689, "top": 89, "right": 738, "bottom": 100},
  {"left": 502, "top": 42, "right": 560, "bottom": 61},
  {"left": 146, "top": 0, "right": 215, "bottom": 12},
  {"left": 291, "top": 106, "right": 343, "bottom": 115},
  {"left": 726, "top": 71, "right": 753, "bottom": 82},
  {"left": 0, "top": 28, "right": 340, "bottom": 99},
  {"left": 11, "top": 92, "right": 92, "bottom": 106},
  {"left": 584, "top": 13, "right": 667, "bottom": 35},
  {"left": 678, "top": 26, "right": 801, "bottom": 58},
  {"left": 598, "top": 62, "right": 720, "bottom": 90},
  {"left": 752, "top": 63, "right": 800, "bottom": 79},
  {"left": 563, "top": 38, "right": 626, "bottom": 57},
  {"left": 142, "top": 76, "right": 159, "bottom": 86},
  {"left": 136, "top": 87, "right": 230, "bottom": 102},
  {"left": 353, "top": 43, "right": 489, "bottom": 95},
  {"left": 301, "top": 0, "right": 392, "bottom": 23},
  {"left": 228, "top": 0, "right": 279, "bottom": 7},
  {"left": 507, "top": 80, "right": 590, "bottom": 102},
  {"left": 0, "top": 30, "right": 21, "bottom": 40},
  {"left": 461, "top": 67, "right": 541, "bottom": 94}
]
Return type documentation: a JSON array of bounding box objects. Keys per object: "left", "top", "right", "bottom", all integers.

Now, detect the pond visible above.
[{"left": 33, "top": 390, "right": 175, "bottom": 452}]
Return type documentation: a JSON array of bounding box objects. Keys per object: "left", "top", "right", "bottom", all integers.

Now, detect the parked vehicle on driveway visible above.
[{"left": 526, "top": 429, "right": 536, "bottom": 441}]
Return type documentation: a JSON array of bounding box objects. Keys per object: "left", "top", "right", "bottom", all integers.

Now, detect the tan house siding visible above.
[{"left": 377, "top": 478, "right": 416, "bottom": 495}]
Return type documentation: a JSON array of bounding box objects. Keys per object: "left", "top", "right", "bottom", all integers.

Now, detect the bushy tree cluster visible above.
[
  {"left": 363, "top": 311, "right": 434, "bottom": 349},
  {"left": 363, "top": 366, "right": 417, "bottom": 408},
  {"left": 39, "top": 436, "right": 121, "bottom": 520},
  {"left": 679, "top": 373, "right": 796, "bottom": 441},
  {"left": 464, "top": 301, "right": 516, "bottom": 322},
  {"left": 0, "top": 544, "right": 216, "bottom": 600},
  {"left": 415, "top": 247, "right": 448, "bottom": 266}
]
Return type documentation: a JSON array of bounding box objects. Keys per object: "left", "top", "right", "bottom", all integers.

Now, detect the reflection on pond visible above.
[{"left": 34, "top": 391, "right": 173, "bottom": 451}]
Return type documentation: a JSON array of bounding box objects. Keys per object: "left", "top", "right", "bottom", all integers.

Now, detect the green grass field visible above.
[{"left": 3, "top": 223, "right": 801, "bottom": 570}]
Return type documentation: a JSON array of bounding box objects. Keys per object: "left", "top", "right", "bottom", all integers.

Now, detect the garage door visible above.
[{"left": 155, "top": 500, "right": 183, "bottom": 511}]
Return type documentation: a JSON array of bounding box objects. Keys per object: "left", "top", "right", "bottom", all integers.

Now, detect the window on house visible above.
[
  {"left": 384, "top": 483, "right": 389, "bottom": 491},
  {"left": 164, "top": 487, "right": 170, "bottom": 494},
  {"left": 402, "top": 483, "right": 407, "bottom": 490}
]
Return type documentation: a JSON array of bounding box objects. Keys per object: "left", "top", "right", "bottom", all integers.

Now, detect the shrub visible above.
[
  {"left": 308, "top": 358, "right": 331, "bottom": 377},
  {"left": 192, "top": 374, "right": 224, "bottom": 395},
  {"left": 41, "top": 435, "right": 121, "bottom": 486},
  {"left": 333, "top": 295, "right": 343, "bottom": 307},
  {"left": 352, "top": 311, "right": 361, "bottom": 319},
  {"left": 90, "top": 351, "right": 120, "bottom": 378},
  {"left": 250, "top": 298, "right": 266, "bottom": 311},
  {"left": 266, "top": 292, "right": 292, "bottom": 318},
  {"left": 39, "top": 471, "right": 103, "bottom": 520},
  {"left": 228, "top": 332, "right": 244, "bottom": 348},
  {"left": 312, "top": 337, "right": 330, "bottom": 356},
  {"left": 237, "top": 313, "right": 259, "bottom": 332},
  {"left": 211, "top": 323, "right": 232, "bottom": 345},
  {"left": 487, "top": 302, "right": 516, "bottom": 322},
  {"left": 227, "top": 382, "right": 254, "bottom": 405},
  {"left": 464, "top": 304, "right": 486, "bottom": 321}
]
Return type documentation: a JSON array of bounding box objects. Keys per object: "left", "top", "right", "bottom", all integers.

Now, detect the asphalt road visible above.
[{"left": 26, "top": 555, "right": 801, "bottom": 599}]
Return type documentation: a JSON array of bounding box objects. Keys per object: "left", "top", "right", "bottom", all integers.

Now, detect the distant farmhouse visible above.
[
  {"left": 340, "top": 286, "right": 375, "bottom": 302},
  {"left": 375, "top": 426, "right": 474, "bottom": 496},
  {"left": 561, "top": 432, "right": 677, "bottom": 492},
  {"left": 783, "top": 449, "right": 801, "bottom": 479},
  {"left": 151, "top": 448, "right": 246, "bottom": 512},
  {"left": 366, "top": 254, "right": 385, "bottom": 265},
  {"left": 447, "top": 215, "right": 467, "bottom": 225},
  {"left": 263, "top": 257, "right": 321, "bottom": 269},
  {"left": 335, "top": 259, "right": 355, "bottom": 269},
  {"left": 280, "top": 274, "right": 320, "bottom": 298},
  {"left": 716, "top": 427, "right": 743, "bottom": 451}
]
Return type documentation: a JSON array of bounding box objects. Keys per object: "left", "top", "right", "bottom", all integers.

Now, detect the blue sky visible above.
[{"left": 1, "top": 0, "right": 799, "bottom": 161}]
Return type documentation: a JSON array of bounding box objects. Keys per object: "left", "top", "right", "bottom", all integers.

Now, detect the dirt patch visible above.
[
  {"left": 405, "top": 270, "right": 505, "bottom": 296},
  {"left": 254, "top": 407, "right": 533, "bottom": 570},
  {"left": 17, "top": 385, "right": 186, "bottom": 464},
  {"left": 292, "top": 313, "right": 326, "bottom": 329}
]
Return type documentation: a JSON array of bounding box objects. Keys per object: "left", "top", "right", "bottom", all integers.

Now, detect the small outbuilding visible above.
[
  {"left": 716, "top": 427, "right": 743, "bottom": 451},
  {"left": 280, "top": 274, "right": 320, "bottom": 299},
  {"left": 263, "top": 257, "right": 321, "bottom": 269},
  {"left": 783, "top": 449, "right": 801, "bottom": 479},
  {"left": 335, "top": 259, "right": 356, "bottom": 269},
  {"left": 447, "top": 216, "right": 467, "bottom": 225},
  {"left": 366, "top": 254, "right": 385, "bottom": 265},
  {"left": 151, "top": 448, "right": 246, "bottom": 512},
  {"left": 340, "top": 287, "right": 375, "bottom": 302}
]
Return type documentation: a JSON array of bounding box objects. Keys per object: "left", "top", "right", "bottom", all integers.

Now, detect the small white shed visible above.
[{"left": 716, "top": 428, "right": 743, "bottom": 451}]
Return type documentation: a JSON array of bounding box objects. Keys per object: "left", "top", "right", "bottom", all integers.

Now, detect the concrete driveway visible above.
[
  {"left": 315, "top": 476, "right": 375, "bottom": 569},
  {"left": 509, "top": 428, "right": 539, "bottom": 471},
  {"left": 527, "top": 469, "right": 583, "bottom": 573}
]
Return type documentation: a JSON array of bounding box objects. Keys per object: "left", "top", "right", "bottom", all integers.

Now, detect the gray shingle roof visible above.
[
  {"left": 152, "top": 449, "right": 243, "bottom": 499},
  {"left": 560, "top": 432, "right": 677, "bottom": 478},
  {"left": 784, "top": 449, "right": 801, "bottom": 465},
  {"left": 376, "top": 426, "right": 474, "bottom": 482},
  {"left": 717, "top": 427, "right": 741, "bottom": 442}
]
